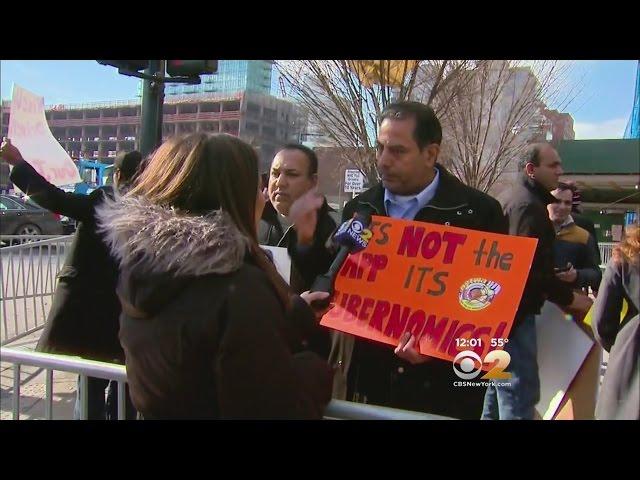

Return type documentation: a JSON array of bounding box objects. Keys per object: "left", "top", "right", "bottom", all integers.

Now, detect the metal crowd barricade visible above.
[
  {"left": 0, "top": 347, "right": 451, "bottom": 420},
  {"left": 0, "top": 235, "right": 69, "bottom": 247},
  {"left": 1, "top": 235, "right": 614, "bottom": 420},
  {"left": 1, "top": 347, "right": 128, "bottom": 420},
  {"left": 1, "top": 235, "right": 74, "bottom": 345},
  {"left": 323, "top": 399, "right": 453, "bottom": 420},
  {"left": 598, "top": 242, "right": 615, "bottom": 269}
]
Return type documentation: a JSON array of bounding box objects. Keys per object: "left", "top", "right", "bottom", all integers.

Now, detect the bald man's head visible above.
[{"left": 518, "top": 142, "right": 564, "bottom": 191}]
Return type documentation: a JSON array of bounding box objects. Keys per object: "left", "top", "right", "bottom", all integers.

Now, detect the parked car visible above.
[{"left": 0, "top": 194, "right": 63, "bottom": 243}]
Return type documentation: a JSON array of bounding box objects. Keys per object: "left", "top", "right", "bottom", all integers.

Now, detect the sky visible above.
[{"left": 1, "top": 60, "right": 638, "bottom": 140}]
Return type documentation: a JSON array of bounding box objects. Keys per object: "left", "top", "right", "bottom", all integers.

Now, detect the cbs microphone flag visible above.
[{"left": 320, "top": 215, "right": 537, "bottom": 365}]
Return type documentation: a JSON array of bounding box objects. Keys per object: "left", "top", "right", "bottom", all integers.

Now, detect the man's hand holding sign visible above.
[{"left": 395, "top": 331, "right": 428, "bottom": 364}]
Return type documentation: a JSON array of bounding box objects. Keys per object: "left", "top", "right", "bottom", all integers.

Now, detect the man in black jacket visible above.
[
  {"left": 260, "top": 144, "right": 337, "bottom": 292},
  {"left": 259, "top": 144, "right": 337, "bottom": 358},
  {"left": 548, "top": 182, "right": 602, "bottom": 292},
  {"left": 1, "top": 138, "right": 142, "bottom": 420},
  {"left": 485, "top": 143, "right": 593, "bottom": 420},
  {"left": 568, "top": 182, "right": 601, "bottom": 266},
  {"left": 329, "top": 102, "right": 508, "bottom": 419}
]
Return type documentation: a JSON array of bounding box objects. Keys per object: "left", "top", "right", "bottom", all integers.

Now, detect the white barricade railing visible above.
[
  {"left": 1, "top": 347, "right": 128, "bottom": 420},
  {"left": 0, "top": 347, "right": 452, "bottom": 420},
  {"left": 323, "top": 399, "right": 453, "bottom": 420},
  {"left": 0, "top": 235, "right": 74, "bottom": 345},
  {"left": 0, "top": 235, "right": 71, "bottom": 247}
]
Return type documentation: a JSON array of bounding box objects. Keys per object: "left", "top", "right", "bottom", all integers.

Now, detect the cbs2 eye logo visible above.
[
  {"left": 351, "top": 220, "right": 372, "bottom": 241},
  {"left": 452, "top": 350, "right": 512, "bottom": 380}
]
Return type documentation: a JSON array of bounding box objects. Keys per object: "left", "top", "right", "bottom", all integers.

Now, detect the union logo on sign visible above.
[{"left": 458, "top": 278, "right": 501, "bottom": 311}]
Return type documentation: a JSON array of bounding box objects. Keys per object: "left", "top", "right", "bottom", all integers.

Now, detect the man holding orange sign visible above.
[{"left": 323, "top": 102, "right": 512, "bottom": 419}]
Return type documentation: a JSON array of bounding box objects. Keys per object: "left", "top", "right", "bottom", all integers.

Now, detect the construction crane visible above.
[
  {"left": 623, "top": 60, "right": 639, "bottom": 139},
  {"left": 279, "top": 77, "right": 287, "bottom": 98}
]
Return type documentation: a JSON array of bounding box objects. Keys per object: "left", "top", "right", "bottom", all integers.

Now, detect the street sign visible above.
[{"left": 344, "top": 169, "right": 365, "bottom": 193}]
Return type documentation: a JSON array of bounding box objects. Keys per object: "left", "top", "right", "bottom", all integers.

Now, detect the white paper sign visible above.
[
  {"left": 8, "top": 84, "right": 81, "bottom": 188},
  {"left": 261, "top": 245, "right": 292, "bottom": 285},
  {"left": 611, "top": 225, "right": 623, "bottom": 242},
  {"left": 344, "top": 169, "right": 364, "bottom": 193},
  {"left": 535, "top": 301, "right": 594, "bottom": 420}
]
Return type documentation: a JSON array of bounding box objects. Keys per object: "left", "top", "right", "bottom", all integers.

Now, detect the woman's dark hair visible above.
[{"left": 129, "top": 133, "right": 291, "bottom": 307}]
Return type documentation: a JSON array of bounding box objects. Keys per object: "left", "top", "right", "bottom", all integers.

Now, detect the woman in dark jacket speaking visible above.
[{"left": 96, "top": 133, "right": 333, "bottom": 419}]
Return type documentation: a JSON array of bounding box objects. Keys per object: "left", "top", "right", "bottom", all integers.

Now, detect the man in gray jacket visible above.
[{"left": 487, "top": 143, "right": 593, "bottom": 420}]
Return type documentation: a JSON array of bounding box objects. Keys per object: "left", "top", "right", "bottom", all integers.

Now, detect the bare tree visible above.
[
  {"left": 276, "top": 60, "right": 474, "bottom": 183},
  {"left": 439, "top": 60, "right": 579, "bottom": 193}
]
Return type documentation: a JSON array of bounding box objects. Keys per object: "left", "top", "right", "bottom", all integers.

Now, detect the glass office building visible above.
[{"left": 137, "top": 60, "right": 275, "bottom": 97}]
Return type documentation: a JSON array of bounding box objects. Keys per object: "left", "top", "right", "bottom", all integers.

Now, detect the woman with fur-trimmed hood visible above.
[{"left": 96, "top": 133, "right": 333, "bottom": 419}]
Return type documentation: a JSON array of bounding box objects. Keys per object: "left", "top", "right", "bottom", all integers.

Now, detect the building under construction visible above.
[{"left": 1, "top": 90, "right": 306, "bottom": 173}]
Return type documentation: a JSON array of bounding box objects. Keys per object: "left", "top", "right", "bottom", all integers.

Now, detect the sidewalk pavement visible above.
[{"left": 1, "top": 331, "right": 78, "bottom": 420}]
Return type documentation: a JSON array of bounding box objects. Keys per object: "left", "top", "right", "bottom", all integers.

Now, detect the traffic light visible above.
[
  {"left": 166, "top": 60, "right": 218, "bottom": 77},
  {"left": 97, "top": 60, "right": 150, "bottom": 72}
]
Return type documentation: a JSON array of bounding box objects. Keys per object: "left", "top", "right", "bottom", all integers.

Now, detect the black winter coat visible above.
[
  {"left": 96, "top": 195, "right": 333, "bottom": 419},
  {"left": 331, "top": 165, "right": 508, "bottom": 419},
  {"left": 552, "top": 222, "right": 602, "bottom": 291},
  {"left": 499, "top": 173, "right": 574, "bottom": 317},
  {"left": 10, "top": 160, "right": 123, "bottom": 362},
  {"left": 258, "top": 198, "right": 337, "bottom": 293}
]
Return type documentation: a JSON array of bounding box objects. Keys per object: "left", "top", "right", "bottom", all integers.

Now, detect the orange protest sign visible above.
[{"left": 320, "top": 216, "right": 538, "bottom": 364}]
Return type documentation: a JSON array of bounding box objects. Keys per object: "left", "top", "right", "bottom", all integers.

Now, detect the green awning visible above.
[
  {"left": 557, "top": 139, "right": 639, "bottom": 174},
  {"left": 579, "top": 188, "right": 640, "bottom": 204}
]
